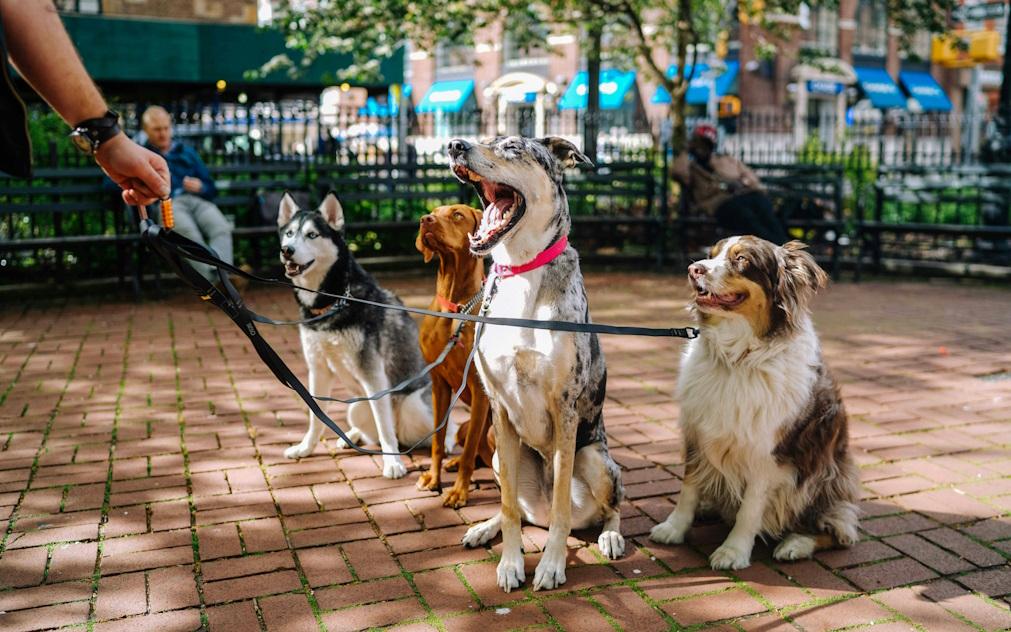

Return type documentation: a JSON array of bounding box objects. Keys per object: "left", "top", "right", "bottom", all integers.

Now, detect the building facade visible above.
[{"left": 408, "top": 1, "right": 1006, "bottom": 139}]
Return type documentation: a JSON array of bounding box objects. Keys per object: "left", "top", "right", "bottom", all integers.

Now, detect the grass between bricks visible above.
[
  {"left": 173, "top": 313, "right": 216, "bottom": 631},
  {"left": 0, "top": 313, "right": 90, "bottom": 556},
  {"left": 86, "top": 313, "right": 132, "bottom": 630}
]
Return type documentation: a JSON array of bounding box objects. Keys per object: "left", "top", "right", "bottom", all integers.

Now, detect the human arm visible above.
[
  {"left": 185, "top": 147, "right": 218, "bottom": 201},
  {"left": 670, "top": 152, "right": 691, "bottom": 186},
  {"left": 736, "top": 160, "right": 763, "bottom": 191},
  {"left": 0, "top": 0, "right": 168, "bottom": 203}
]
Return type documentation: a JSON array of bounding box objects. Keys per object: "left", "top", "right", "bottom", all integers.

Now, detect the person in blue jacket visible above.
[{"left": 142, "top": 105, "right": 234, "bottom": 281}]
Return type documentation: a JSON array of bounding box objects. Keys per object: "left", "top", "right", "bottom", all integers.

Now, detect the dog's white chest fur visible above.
[
  {"left": 678, "top": 318, "right": 820, "bottom": 495},
  {"left": 299, "top": 326, "right": 366, "bottom": 387},
  {"left": 477, "top": 272, "right": 568, "bottom": 451}
]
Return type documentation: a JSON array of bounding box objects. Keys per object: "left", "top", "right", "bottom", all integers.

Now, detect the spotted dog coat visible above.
[
  {"left": 277, "top": 192, "right": 435, "bottom": 479},
  {"left": 447, "top": 137, "right": 625, "bottom": 593},
  {"left": 650, "top": 236, "right": 859, "bottom": 570}
]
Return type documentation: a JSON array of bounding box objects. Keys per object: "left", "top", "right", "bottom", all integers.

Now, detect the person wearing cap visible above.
[{"left": 671, "top": 124, "right": 788, "bottom": 244}]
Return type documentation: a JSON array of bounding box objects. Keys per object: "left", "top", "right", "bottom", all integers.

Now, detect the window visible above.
[
  {"left": 802, "top": 6, "right": 838, "bottom": 56},
  {"left": 905, "top": 30, "right": 932, "bottom": 61},
  {"left": 853, "top": 0, "right": 887, "bottom": 57},
  {"left": 55, "top": 0, "right": 101, "bottom": 13},
  {"left": 435, "top": 43, "right": 473, "bottom": 80},
  {"left": 503, "top": 26, "right": 550, "bottom": 70}
]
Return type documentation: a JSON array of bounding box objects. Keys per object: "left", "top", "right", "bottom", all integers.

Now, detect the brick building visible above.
[{"left": 408, "top": 1, "right": 1006, "bottom": 134}]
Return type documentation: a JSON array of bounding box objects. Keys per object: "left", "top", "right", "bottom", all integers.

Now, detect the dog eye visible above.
[
  {"left": 736, "top": 255, "right": 747, "bottom": 263},
  {"left": 306, "top": 232, "right": 319, "bottom": 239},
  {"left": 453, "top": 212, "right": 463, "bottom": 221},
  {"left": 285, "top": 230, "right": 293, "bottom": 237}
]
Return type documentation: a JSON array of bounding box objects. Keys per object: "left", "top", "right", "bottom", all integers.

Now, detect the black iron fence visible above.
[{"left": 4, "top": 103, "right": 1010, "bottom": 291}]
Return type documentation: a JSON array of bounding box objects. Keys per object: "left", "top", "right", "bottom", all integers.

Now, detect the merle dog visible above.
[
  {"left": 277, "top": 192, "right": 436, "bottom": 479},
  {"left": 447, "top": 137, "right": 625, "bottom": 592}
]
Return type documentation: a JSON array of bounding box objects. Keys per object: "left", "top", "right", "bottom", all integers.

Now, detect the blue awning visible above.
[
  {"left": 416, "top": 80, "right": 475, "bottom": 113},
  {"left": 651, "top": 61, "right": 739, "bottom": 105},
  {"left": 359, "top": 96, "right": 391, "bottom": 117},
  {"left": 558, "top": 69, "right": 637, "bottom": 110},
  {"left": 899, "top": 71, "right": 952, "bottom": 112},
  {"left": 854, "top": 67, "right": 906, "bottom": 109}
]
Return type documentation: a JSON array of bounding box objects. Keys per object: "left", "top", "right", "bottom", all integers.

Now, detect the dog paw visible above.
[
  {"left": 462, "top": 518, "right": 500, "bottom": 548},
  {"left": 649, "top": 520, "right": 688, "bottom": 545},
  {"left": 443, "top": 456, "right": 462, "bottom": 472},
  {"left": 598, "top": 530, "right": 626, "bottom": 560},
  {"left": 334, "top": 431, "right": 360, "bottom": 450},
  {"left": 442, "top": 481, "right": 469, "bottom": 509},
  {"left": 416, "top": 469, "right": 440, "bottom": 492},
  {"left": 496, "top": 554, "right": 525, "bottom": 593},
  {"left": 709, "top": 543, "right": 752, "bottom": 570},
  {"left": 283, "top": 442, "right": 315, "bottom": 459},
  {"left": 382, "top": 457, "right": 408, "bottom": 480},
  {"left": 532, "top": 549, "right": 567, "bottom": 591},
  {"left": 773, "top": 534, "right": 817, "bottom": 561}
]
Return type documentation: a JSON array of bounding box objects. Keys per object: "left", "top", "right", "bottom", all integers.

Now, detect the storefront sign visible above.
[{"left": 807, "top": 80, "right": 844, "bottom": 95}]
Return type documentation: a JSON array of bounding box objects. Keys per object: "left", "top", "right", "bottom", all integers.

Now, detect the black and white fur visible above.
[
  {"left": 277, "top": 193, "right": 435, "bottom": 479},
  {"left": 448, "top": 137, "right": 625, "bottom": 592}
]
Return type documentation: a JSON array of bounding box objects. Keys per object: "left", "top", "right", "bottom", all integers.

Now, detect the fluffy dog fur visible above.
[
  {"left": 277, "top": 192, "right": 435, "bottom": 479},
  {"left": 650, "top": 236, "right": 859, "bottom": 569},
  {"left": 415, "top": 204, "right": 495, "bottom": 508},
  {"left": 448, "top": 137, "right": 625, "bottom": 592}
]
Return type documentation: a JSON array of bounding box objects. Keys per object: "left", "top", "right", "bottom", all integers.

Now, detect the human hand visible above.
[
  {"left": 94, "top": 133, "right": 170, "bottom": 206},
  {"left": 182, "top": 176, "right": 203, "bottom": 194}
]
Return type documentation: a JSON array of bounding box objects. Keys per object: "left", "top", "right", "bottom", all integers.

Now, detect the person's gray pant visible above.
[{"left": 162, "top": 194, "right": 234, "bottom": 281}]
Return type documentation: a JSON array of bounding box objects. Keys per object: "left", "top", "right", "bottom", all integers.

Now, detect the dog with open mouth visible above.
[
  {"left": 277, "top": 192, "right": 437, "bottom": 479},
  {"left": 649, "top": 236, "right": 859, "bottom": 569},
  {"left": 447, "top": 136, "right": 626, "bottom": 592}
]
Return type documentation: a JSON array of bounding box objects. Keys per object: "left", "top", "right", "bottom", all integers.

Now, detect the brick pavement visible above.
[{"left": 1, "top": 273, "right": 1009, "bottom": 631}]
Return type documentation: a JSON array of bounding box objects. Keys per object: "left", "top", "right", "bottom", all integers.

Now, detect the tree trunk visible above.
[
  {"left": 584, "top": 24, "right": 602, "bottom": 162},
  {"left": 998, "top": 6, "right": 1011, "bottom": 150},
  {"left": 668, "top": 0, "right": 694, "bottom": 154}
]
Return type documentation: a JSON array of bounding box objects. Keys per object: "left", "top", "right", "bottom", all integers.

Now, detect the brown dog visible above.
[{"left": 415, "top": 204, "right": 494, "bottom": 507}]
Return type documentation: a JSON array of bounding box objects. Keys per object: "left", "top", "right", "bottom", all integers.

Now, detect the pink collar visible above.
[{"left": 491, "top": 235, "right": 568, "bottom": 279}]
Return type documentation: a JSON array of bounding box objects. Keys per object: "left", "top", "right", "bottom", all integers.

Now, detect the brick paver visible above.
[{"left": 1, "top": 273, "right": 1009, "bottom": 631}]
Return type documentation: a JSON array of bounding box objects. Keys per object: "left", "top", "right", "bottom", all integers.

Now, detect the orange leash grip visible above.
[{"left": 162, "top": 198, "right": 174, "bottom": 229}]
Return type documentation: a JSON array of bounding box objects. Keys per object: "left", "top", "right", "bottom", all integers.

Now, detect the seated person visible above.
[
  {"left": 672, "top": 124, "right": 788, "bottom": 245},
  {"left": 141, "top": 106, "right": 236, "bottom": 281}
]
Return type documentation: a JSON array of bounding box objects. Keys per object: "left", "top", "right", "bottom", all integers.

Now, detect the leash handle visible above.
[{"left": 161, "top": 198, "right": 174, "bottom": 229}]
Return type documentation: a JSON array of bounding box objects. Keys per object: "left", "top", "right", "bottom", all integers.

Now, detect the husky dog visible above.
[
  {"left": 277, "top": 192, "right": 435, "bottom": 479},
  {"left": 447, "top": 137, "right": 625, "bottom": 593}
]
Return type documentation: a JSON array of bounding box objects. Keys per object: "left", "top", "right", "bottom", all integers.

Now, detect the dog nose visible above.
[
  {"left": 447, "top": 139, "right": 471, "bottom": 158},
  {"left": 689, "top": 263, "right": 708, "bottom": 279},
  {"left": 281, "top": 245, "right": 294, "bottom": 259},
  {"left": 422, "top": 214, "right": 435, "bottom": 224}
]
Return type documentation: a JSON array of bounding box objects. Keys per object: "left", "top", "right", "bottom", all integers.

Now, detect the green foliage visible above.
[
  {"left": 796, "top": 135, "right": 877, "bottom": 217},
  {"left": 28, "top": 109, "right": 75, "bottom": 165}
]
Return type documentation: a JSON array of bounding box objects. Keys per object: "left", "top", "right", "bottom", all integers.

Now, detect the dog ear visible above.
[
  {"left": 277, "top": 191, "right": 298, "bottom": 227},
  {"left": 537, "top": 137, "right": 594, "bottom": 169},
  {"left": 774, "top": 241, "right": 827, "bottom": 330},
  {"left": 415, "top": 226, "right": 434, "bottom": 263},
  {"left": 319, "top": 192, "right": 345, "bottom": 232}
]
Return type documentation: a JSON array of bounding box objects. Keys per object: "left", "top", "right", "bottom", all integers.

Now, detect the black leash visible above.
[
  {"left": 138, "top": 214, "right": 699, "bottom": 457},
  {"left": 152, "top": 225, "right": 700, "bottom": 340},
  {"left": 144, "top": 217, "right": 488, "bottom": 456}
]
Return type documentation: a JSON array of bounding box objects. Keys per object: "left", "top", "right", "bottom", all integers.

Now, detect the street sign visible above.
[{"left": 952, "top": 2, "right": 1007, "bottom": 23}]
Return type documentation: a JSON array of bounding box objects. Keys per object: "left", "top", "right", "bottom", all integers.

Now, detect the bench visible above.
[
  {"left": 857, "top": 164, "right": 1011, "bottom": 277},
  {"left": 674, "top": 163, "right": 846, "bottom": 278},
  {"left": 0, "top": 167, "right": 137, "bottom": 288}
]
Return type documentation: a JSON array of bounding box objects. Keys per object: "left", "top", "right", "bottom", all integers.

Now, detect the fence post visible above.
[{"left": 657, "top": 139, "right": 670, "bottom": 271}]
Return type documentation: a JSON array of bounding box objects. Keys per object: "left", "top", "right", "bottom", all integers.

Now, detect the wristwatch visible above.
[{"left": 69, "top": 110, "right": 122, "bottom": 154}]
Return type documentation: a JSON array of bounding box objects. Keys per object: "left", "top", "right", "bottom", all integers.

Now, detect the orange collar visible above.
[{"left": 436, "top": 294, "right": 460, "bottom": 313}]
